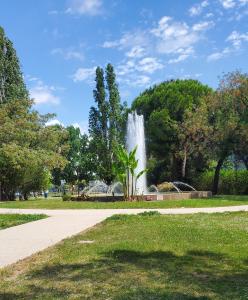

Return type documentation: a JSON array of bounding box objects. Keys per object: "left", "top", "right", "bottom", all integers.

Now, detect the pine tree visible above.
[{"left": 0, "top": 26, "right": 28, "bottom": 103}]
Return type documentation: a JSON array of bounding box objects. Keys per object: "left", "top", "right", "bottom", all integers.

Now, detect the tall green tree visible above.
[
  {"left": 54, "top": 126, "right": 95, "bottom": 187},
  {"left": 0, "top": 26, "right": 28, "bottom": 103},
  {"left": 207, "top": 71, "right": 248, "bottom": 194},
  {"left": 132, "top": 79, "right": 212, "bottom": 183},
  {"left": 177, "top": 103, "right": 212, "bottom": 179},
  {"left": 106, "top": 63, "right": 123, "bottom": 149},
  {"left": 89, "top": 66, "right": 112, "bottom": 183},
  {"left": 0, "top": 99, "right": 67, "bottom": 200},
  {"left": 89, "top": 64, "right": 126, "bottom": 184},
  {"left": 0, "top": 27, "right": 67, "bottom": 200}
]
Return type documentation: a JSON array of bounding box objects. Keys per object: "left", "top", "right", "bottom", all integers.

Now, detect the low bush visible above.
[
  {"left": 137, "top": 211, "right": 161, "bottom": 216},
  {"left": 71, "top": 194, "right": 90, "bottom": 201},
  {"left": 195, "top": 169, "right": 248, "bottom": 194},
  {"left": 106, "top": 211, "right": 161, "bottom": 222},
  {"left": 62, "top": 193, "right": 72, "bottom": 201}
]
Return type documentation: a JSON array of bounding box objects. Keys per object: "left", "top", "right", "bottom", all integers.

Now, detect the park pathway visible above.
[{"left": 1, "top": 205, "right": 248, "bottom": 268}]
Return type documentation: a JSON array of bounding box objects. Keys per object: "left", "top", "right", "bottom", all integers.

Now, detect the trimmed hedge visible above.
[{"left": 195, "top": 170, "right": 248, "bottom": 195}]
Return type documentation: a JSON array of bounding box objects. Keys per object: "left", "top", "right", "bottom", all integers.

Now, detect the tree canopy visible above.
[
  {"left": 0, "top": 26, "right": 67, "bottom": 200},
  {"left": 132, "top": 79, "right": 212, "bottom": 183},
  {"left": 0, "top": 99, "right": 67, "bottom": 200}
]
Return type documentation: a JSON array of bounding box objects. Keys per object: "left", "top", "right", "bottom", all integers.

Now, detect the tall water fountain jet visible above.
[{"left": 126, "top": 111, "right": 147, "bottom": 194}]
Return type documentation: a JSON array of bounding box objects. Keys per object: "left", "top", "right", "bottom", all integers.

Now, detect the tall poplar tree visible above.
[
  {"left": 106, "top": 63, "right": 122, "bottom": 149},
  {"left": 0, "top": 26, "right": 28, "bottom": 103},
  {"left": 88, "top": 64, "right": 125, "bottom": 184}
]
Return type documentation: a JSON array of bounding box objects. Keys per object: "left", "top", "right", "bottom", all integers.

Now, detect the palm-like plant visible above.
[{"left": 113, "top": 145, "right": 147, "bottom": 200}]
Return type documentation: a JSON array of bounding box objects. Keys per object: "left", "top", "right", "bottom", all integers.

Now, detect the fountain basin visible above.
[{"left": 72, "top": 191, "right": 212, "bottom": 202}]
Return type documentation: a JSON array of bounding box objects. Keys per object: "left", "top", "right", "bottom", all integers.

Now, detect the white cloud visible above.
[
  {"left": 46, "top": 119, "right": 64, "bottom": 126},
  {"left": 192, "top": 21, "right": 214, "bottom": 31},
  {"left": 30, "top": 82, "right": 60, "bottom": 105},
  {"left": 219, "top": 0, "right": 248, "bottom": 9},
  {"left": 102, "top": 40, "right": 120, "bottom": 48},
  {"left": 133, "top": 75, "right": 151, "bottom": 87},
  {"left": 240, "top": 0, "right": 248, "bottom": 5},
  {"left": 126, "top": 46, "right": 146, "bottom": 58},
  {"left": 26, "top": 75, "right": 39, "bottom": 82},
  {"left": 102, "top": 31, "right": 147, "bottom": 50},
  {"left": 168, "top": 54, "right": 189, "bottom": 64},
  {"left": 72, "top": 66, "right": 96, "bottom": 82},
  {"left": 207, "top": 47, "right": 231, "bottom": 61},
  {"left": 168, "top": 47, "right": 194, "bottom": 64},
  {"left": 124, "top": 75, "right": 151, "bottom": 87},
  {"left": 51, "top": 48, "right": 84, "bottom": 61},
  {"left": 117, "top": 56, "right": 163, "bottom": 77},
  {"left": 207, "top": 30, "right": 248, "bottom": 62},
  {"left": 48, "top": 10, "right": 59, "bottom": 15},
  {"left": 189, "top": 0, "right": 209, "bottom": 16},
  {"left": 72, "top": 121, "right": 89, "bottom": 134},
  {"left": 205, "top": 12, "right": 214, "bottom": 18},
  {"left": 117, "top": 60, "right": 136, "bottom": 76},
  {"left": 226, "top": 30, "right": 248, "bottom": 48},
  {"left": 66, "top": 0, "right": 102, "bottom": 16},
  {"left": 151, "top": 16, "right": 200, "bottom": 54},
  {"left": 219, "top": 0, "right": 236, "bottom": 9},
  {"left": 136, "top": 57, "right": 164, "bottom": 74}
]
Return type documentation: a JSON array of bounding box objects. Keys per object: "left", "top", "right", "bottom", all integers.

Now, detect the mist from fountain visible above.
[{"left": 126, "top": 111, "right": 147, "bottom": 195}]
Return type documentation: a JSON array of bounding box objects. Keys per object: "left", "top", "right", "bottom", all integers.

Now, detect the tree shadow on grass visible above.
[
  {"left": 12, "top": 248, "right": 246, "bottom": 300},
  {"left": 0, "top": 285, "right": 71, "bottom": 300}
]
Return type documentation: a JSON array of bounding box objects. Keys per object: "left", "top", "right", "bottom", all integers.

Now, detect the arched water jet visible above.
[
  {"left": 108, "top": 182, "right": 123, "bottom": 195},
  {"left": 148, "top": 185, "right": 159, "bottom": 193},
  {"left": 83, "top": 180, "right": 108, "bottom": 195},
  {"left": 173, "top": 181, "right": 196, "bottom": 191}
]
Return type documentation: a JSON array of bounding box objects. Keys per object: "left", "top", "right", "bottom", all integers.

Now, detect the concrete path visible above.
[{"left": 1, "top": 205, "right": 248, "bottom": 268}]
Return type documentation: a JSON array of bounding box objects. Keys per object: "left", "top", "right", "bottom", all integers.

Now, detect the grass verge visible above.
[
  {"left": 0, "top": 211, "right": 248, "bottom": 299},
  {"left": 0, "top": 214, "right": 47, "bottom": 230}
]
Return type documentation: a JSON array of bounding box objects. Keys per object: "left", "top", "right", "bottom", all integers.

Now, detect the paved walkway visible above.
[{"left": 1, "top": 205, "right": 248, "bottom": 268}]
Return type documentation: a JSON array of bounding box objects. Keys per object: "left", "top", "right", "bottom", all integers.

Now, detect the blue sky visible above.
[{"left": 0, "top": 0, "right": 248, "bottom": 132}]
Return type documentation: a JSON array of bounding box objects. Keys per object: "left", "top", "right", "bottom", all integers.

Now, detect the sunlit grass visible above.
[
  {"left": 0, "top": 214, "right": 47, "bottom": 230},
  {"left": 0, "top": 195, "right": 248, "bottom": 209},
  {"left": 1, "top": 211, "right": 248, "bottom": 299}
]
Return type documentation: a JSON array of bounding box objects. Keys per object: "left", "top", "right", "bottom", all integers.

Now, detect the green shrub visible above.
[
  {"left": 105, "top": 214, "right": 133, "bottom": 221},
  {"left": 195, "top": 170, "right": 248, "bottom": 194},
  {"left": 62, "top": 193, "right": 72, "bottom": 201},
  {"left": 106, "top": 211, "right": 161, "bottom": 222},
  {"left": 137, "top": 211, "right": 161, "bottom": 217}
]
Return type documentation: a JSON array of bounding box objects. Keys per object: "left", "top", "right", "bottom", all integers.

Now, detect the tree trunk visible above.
[
  {"left": 127, "top": 171, "right": 130, "bottom": 200},
  {"left": 182, "top": 147, "right": 187, "bottom": 179},
  {"left": 131, "top": 173, "right": 134, "bottom": 199},
  {"left": 171, "top": 154, "right": 181, "bottom": 180},
  {"left": 212, "top": 157, "right": 225, "bottom": 195}
]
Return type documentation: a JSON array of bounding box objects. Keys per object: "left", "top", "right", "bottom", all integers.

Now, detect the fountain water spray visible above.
[{"left": 126, "top": 111, "right": 147, "bottom": 194}]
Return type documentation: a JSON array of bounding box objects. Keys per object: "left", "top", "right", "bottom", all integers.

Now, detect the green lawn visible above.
[
  {"left": 0, "top": 214, "right": 47, "bottom": 230},
  {"left": 0, "top": 211, "right": 248, "bottom": 299},
  {"left": 0, "top": 195, "right": 248, "bottom": 209}
]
